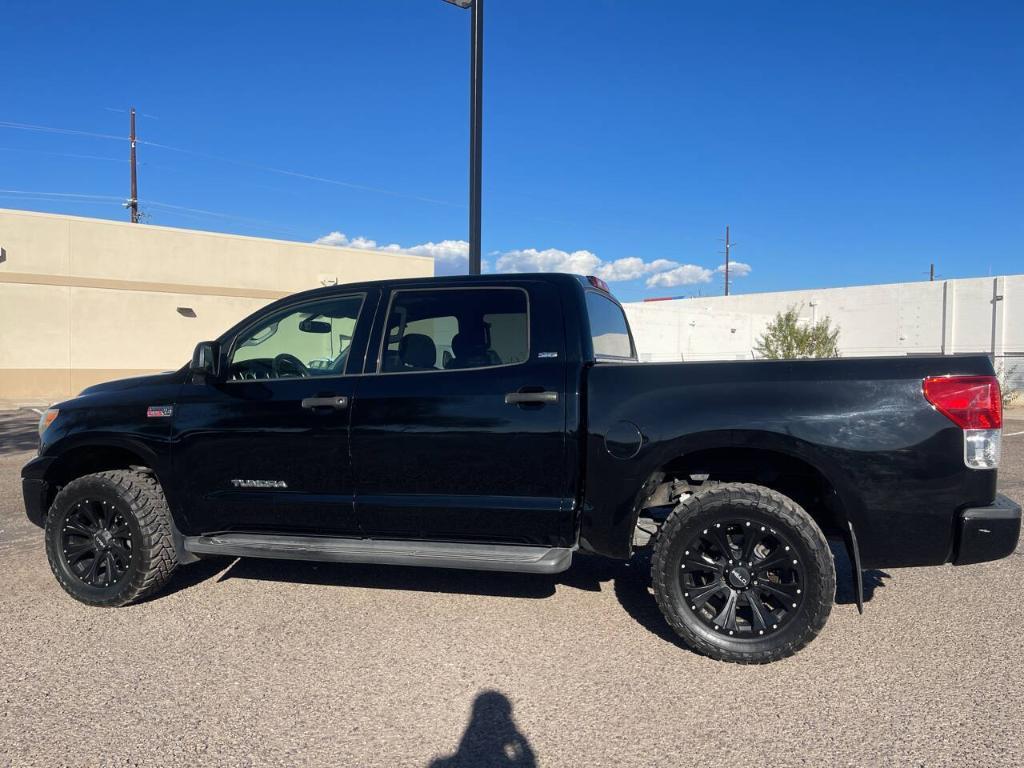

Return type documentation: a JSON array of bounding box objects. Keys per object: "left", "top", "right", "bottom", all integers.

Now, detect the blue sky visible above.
[{"left": 1, "top": 1, "right": 1021, "bottom": 301}]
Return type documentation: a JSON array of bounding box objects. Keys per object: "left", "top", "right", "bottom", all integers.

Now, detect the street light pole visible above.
[
  {"left": 443, "top": 0, "right": 484, "bottom": 275},
  {"left": 468, "top": 0, "right": 483, "bottom": 275}
]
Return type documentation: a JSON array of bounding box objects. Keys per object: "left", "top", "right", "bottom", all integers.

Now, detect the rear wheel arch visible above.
[{"left": 640, "top": 444, "right": 853, "bottom": 538}]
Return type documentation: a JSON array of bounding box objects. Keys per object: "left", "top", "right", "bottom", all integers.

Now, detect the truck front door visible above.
[
  {"left": 349, "top": 282, "right": 573, "bottom": 547},
  {"left": 171, "top": 290, "right": 376, "bottom": 536}
]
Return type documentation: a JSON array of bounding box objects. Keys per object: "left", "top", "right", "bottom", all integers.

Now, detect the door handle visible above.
[
  {"left": 504, "top": 391, "right": 559, "bottom": 405},
  {"left": 301, "top": 396, "right": 349, "bottom": 410}
]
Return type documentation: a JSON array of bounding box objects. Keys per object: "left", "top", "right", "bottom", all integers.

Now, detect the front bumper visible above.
[
  {"left": 22, "top": 478, "right": 50, "bottom": 527},
  {"left": 21, "top": 454, "right": 55, "bottom": 528},
  {"left": 952, "top": 494, "right": 1022, "bottom": 566}
]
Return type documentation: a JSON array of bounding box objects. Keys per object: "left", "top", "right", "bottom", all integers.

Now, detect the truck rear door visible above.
[{"left": 349, "top": 280, "right": 573, "bottom": 547}]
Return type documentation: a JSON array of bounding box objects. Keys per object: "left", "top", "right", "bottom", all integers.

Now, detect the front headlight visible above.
[{"left": 38, "top": 408, "right": 60, "bottom": 437}]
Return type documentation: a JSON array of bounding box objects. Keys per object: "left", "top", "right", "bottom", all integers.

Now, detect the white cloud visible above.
[
  {"left": 314, "top": 230, "right": 747, "bottom": 289},
  {"left": 645, "top": 264, "right": 715, "bottom": 288},
  {"left": 715, "top": 260, "right": 752, "bottom": 278},
  {"left": 495, "top": 247, "right": 602, "bottom": 275},
  {"left": 595, "top": 256, "right": 679, "bottom": 282},
  {"left": 313, "top": 231, "right": 352, "bottom": 247},
  {"left": 400, "top": 239, "right": 470, "bottom": 264}
]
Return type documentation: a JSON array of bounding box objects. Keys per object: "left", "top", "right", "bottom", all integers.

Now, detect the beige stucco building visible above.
[{"left": 0, "top": 208, "right": 432, "bottom": 403}]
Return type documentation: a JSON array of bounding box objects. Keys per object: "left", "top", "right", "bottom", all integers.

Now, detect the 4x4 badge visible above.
[{"left": 146, "top": 405, "right": 173, "bottom": 418}]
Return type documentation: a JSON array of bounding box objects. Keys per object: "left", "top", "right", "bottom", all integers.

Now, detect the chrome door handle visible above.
[
  {"left": 504, "top": 391, "right": 559, "bottom": 405},
  {"left": 301, "top": 396, "right": 349, "bottom": 410}
]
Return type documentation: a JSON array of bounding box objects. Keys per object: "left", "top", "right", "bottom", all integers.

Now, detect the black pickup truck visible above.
[{"left": 22, "top": 273, "right": 1020, "bottom": 662}]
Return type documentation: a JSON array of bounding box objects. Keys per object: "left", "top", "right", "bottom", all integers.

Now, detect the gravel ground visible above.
[{"left": 1, "top": 409, "right": 1022, "bottom": 768}]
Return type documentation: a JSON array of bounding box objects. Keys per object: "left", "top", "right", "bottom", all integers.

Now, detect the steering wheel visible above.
[{"left": 272, "top": 353, "right": 310, "bottom": 378}]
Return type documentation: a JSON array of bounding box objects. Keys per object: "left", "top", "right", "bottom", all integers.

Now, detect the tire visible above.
[
  {"left": 651, "top": 482, "right": 835, "bottom": 663},
  {"left": 44, "top": 469, "right": 178, "bottom": 607}
]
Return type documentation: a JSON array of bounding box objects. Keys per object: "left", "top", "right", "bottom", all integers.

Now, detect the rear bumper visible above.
[{"left": 952, "top": 494, "right": 1021, "bottom": 566}]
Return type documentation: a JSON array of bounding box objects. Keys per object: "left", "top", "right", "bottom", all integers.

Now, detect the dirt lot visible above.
[{"left": 1, "top": 409, "right": 1022, "bottom": 767}]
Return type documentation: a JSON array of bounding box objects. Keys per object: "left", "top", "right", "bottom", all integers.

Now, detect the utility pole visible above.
[
  {"left": 929, "top": 263, "right": 935, "bottom": 282},
  {"left": 723, "top": 225, "right": 731, "bottom": 296},
  {"left": 128, "top": 107, "right": 138, "bottom": 223}
]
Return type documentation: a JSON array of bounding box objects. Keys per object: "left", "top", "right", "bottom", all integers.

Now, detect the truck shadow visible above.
[
  {"left": 168, "top": 542, "right": 887, "bottom": 645},
  {"left": 428, "top": 690, "right": 536, "bottom": 768},
  {"left": 209, "top": 549, "right": 618, "bottom": 600}
]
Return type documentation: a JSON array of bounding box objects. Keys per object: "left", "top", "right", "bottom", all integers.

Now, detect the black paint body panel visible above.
[{"left": 581, "top": 354, "right": 998, "bottom": 567}]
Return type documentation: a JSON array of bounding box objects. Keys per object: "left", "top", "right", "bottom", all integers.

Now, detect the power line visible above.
[{"left": 0, "top": 117, "right": 462, "bottom": 208}]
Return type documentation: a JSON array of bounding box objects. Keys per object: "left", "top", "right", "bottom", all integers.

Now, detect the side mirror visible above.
[{"left": 190, "top": 341, "right": 221, "bottom": 378}]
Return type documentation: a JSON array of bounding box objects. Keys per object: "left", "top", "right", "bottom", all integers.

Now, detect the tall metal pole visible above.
[
  {"left": 129, "top": 107, "right": 139, "bottom": 223},
  {"left": 468, "top": 0, "right": 484, "bottom": 275},
  {"left": 930, "top": 263, "right": 935, "bottom": 282},
  {"left": 724, "top": 225, "right": 731, "bottom": 296}
]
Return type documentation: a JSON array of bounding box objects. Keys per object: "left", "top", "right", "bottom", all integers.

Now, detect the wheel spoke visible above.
[
  {"left": 109, "top": 541, "right": 132, "bottom": 565},
  {"left": 84, "top": 553, "right": 102, "bottom": 585},
  {"left": 78, "top": 504, "right": 101, "bottom": 530},
  {"left": 712, "top": 589, "right": 739, "bottom": 631},
  {"left": 740, "top": 527, "right": 769, "bottom": 562},
  {"left": 682, "top": 556, "right": 719, "bottom": 573},
  {"left": 66, "top": 542, "right": 95, "bottom": 563},
  {"left": 64, "top": 521, "right": 93, "bottom": 537},
  {"left": 100, "top": 502, "right": 115, "bottom": 528},
  {"left": 109, "top": 523, "right": 131, "bottom": 538},
  {"left": 756, "top": 581, "right": 801, "bottom": 604},
  {"left": 746, "top": 591, "right": 772, "bottom": 631},
  {"left": 686, "top": 579, "right": 728, "bottom": 608},
  {"left": 754, "top": 551, "right": 793, "bottom": 573},
  {"left": 708, "top": 526, "right": 736, "bottom": 563},
  {"left": 104, "top": 552, "right": 118, "bottom": 585}
]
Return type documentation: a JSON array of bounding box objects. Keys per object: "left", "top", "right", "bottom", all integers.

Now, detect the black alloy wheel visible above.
[
  {"left": 59, "top": 497, "right": 134, "bottom": 587},
  {"left": 679, "top": 519, "right": 805, "bottom": 638},
  {"left": 45, "top": 469, "right": 178, "bottom": 607},
  {"left": 651, "top": 482, "right": 835, "bottom": 663}
]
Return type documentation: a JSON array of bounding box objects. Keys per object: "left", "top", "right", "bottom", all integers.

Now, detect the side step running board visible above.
[{"left": 183, "top": 533, "right": 573, "bottom": 575}]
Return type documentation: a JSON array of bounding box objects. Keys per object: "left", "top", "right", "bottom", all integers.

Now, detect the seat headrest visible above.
[{"left": 399, "top": 333, "right": 436, "bottom": 369}]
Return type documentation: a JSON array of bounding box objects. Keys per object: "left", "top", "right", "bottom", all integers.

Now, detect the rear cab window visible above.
[
  {"left": 379, "top": 287, "right": 530, "bottom": 373},
  {"left": 585, "top": 291, "right": 636, "bottom": 361}
]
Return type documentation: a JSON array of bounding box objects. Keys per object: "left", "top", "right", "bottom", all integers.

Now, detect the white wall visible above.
[{"left": 623, "top": 275, "right": 1024, "bottom": 388}]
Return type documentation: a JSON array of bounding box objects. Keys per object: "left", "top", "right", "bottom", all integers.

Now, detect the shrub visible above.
[{"left": 755, "top": 305, "right": 840, "bottom": 360}]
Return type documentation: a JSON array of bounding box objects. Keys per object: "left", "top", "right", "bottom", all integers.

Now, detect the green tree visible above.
[{"left": 754, "top": 305, "right": 840, "bottom": 359}]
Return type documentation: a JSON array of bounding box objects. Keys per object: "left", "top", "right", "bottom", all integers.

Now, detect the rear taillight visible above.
[
  {"left": 922, "top": 375, "right": 1002, "bottom": 429},
  {"left": 923, "top": 375, "right": 1002, "bottom": 469}
]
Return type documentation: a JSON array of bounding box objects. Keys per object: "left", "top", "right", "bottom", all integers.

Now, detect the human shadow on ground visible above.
[{"left": 428, "top": 690, "right": 536, "bottom": 768}]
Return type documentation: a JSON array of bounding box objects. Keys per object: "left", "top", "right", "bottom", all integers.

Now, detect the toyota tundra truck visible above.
[{"left": 22, "top": 273, "right": 1021, "bottom": 663}]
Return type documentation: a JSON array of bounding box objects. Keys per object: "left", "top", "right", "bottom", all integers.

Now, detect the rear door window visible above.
[{"left": 379, "top": 288, "right": 529, "bottom": 373}]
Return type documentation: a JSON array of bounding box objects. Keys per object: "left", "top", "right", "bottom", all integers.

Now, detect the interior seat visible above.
[{"left": 398, "top": 333, "right": 437, "bottom": 370}]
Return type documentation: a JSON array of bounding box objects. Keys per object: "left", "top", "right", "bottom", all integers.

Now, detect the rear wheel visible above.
[
  {"left": 45, "top": 469, "right": 178, "bottom": 607},
  {"left": 651, "top": 482, "right": 834, "bottom": 663}
]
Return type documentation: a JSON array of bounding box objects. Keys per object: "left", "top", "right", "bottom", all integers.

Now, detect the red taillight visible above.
[
  {"left": 587, "top": 275, "right": 610, "bottom": 293},
  {"left": 923, "top": 375, "right": 1002, "bottom": 430}
]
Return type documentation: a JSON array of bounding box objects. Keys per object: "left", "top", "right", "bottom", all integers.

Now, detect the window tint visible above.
[
  {"left": 586, "top": 292, "right": 634, "bottom": 359},
  {"left": 381, "top": 288, "right": 528, "bottom": 373},
  {"left": 228, "top": 295, "right": 364, "bottom": 380}
]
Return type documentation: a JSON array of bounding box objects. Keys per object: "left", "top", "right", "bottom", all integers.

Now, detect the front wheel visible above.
[
  {"left": 651, "top": 482, "right": 835, "bottom": 663},
  {"left": 45, "top": 469, "right": 178, "bottom": 607}
]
